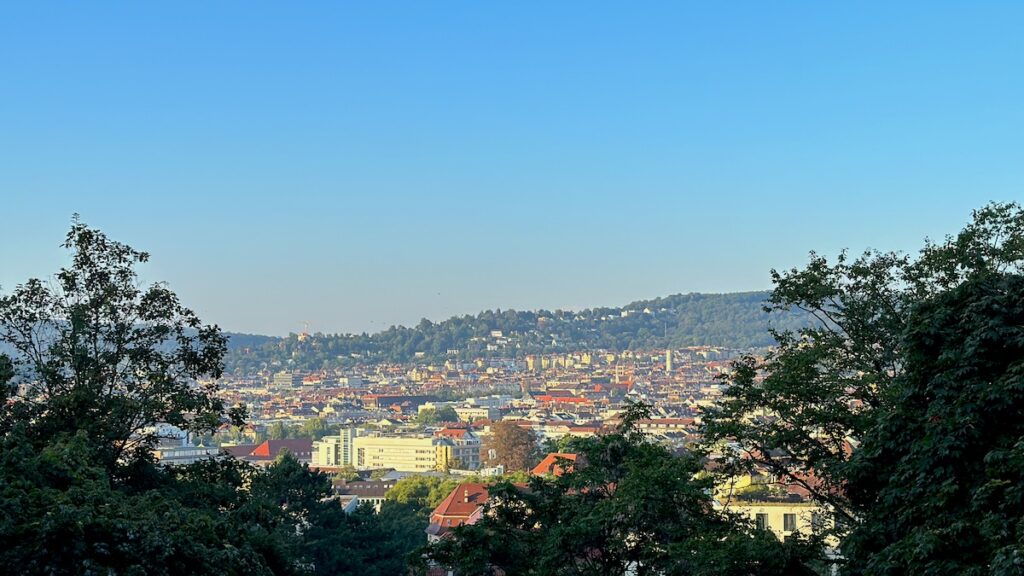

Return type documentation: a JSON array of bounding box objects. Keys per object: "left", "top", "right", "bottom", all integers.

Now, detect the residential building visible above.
[
  {"left": 531, "top": 452, "right": 577, "bottom": 477},
  {"left": 272, "top": 371, "right": 304, "bottom": 388},
  {"left": 435, "top": 428, "right": 481, "bottom": 470},
  {"left": 333, "top": 479, "right": 396, "bottom": 513},
  {"left": 426, "top": 482, "right": 490, "bottom": 542},
  {"left": 726, "top": 499, "right": 832, "bottom": 543},
  {"left": 313, "top": 428, "right": 359, "bottom": 467},
  {"left": 153, "top": 445, "right": 219, "bottom": 466},
  {"left": 453, "top": 405, "right": 500, "bottom": 422},
  {"left": 227, "top": 439, "right": 313, "bottom": 466}
]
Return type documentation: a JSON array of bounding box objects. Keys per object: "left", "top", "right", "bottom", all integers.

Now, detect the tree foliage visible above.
[
  {"left": 840, "top": 273, "right": 1024, "bottom": 575},
  {"left": 485, "top": 420, "right": 540, "bottom": 472},
  {"left": 0, "top": 216, "right": 234, "bottom": 474},
  {"left": 223, "top": 292, "right": 809, "bottom": 372},
  {"left": 0, "top": 220, "right": 428, "bottom": 575},
  {"left": 701, "top": 202, "right": 1024, "bottom": 525},
  {"left": 387, "top": 474, "right": 462, "bottom": 511},
  {"left": 700, "top": 202, "right": 1024, "bottom": 574},
  {"left": 414, "top": 406, "right": 460, "bottom": 426},
  {"left": 422, "top": 403, "right": 823, "bottom": 576}
]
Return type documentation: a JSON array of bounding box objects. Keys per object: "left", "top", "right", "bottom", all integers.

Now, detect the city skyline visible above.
[{"left": 2, "top": 3, "right": 1021, "bottom": 335}]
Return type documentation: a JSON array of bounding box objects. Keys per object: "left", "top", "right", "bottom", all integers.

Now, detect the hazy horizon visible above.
[
  {"left": 3, "top": 3, "right": 1021, "bottom": 335},
  {"left": 218, "top": 289, "right": 779, "bottom": 338}
]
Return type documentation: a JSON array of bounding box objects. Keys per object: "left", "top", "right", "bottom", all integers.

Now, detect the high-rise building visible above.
[
  {"left": 312, "top": 428, "right": 359, "bottom": 467},
  {"left": 272, "top": 371, "right": 303, "bottom": 388}
]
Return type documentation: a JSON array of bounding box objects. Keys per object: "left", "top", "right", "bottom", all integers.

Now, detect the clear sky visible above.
[{"left": 1, "top": 2, "right": 1021, "bottom": 335}]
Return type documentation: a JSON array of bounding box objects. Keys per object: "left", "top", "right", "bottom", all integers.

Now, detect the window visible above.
[
  {"left": 755, "top": 513, "right": 768, "bottom": 530},
  {"left": 784, "top": 513, "right": 797, "bottom": 532}
]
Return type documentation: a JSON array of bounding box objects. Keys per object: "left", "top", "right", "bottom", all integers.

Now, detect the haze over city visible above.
[{"left": 2, "top": 3, "right": 1020, "bottom": 335}]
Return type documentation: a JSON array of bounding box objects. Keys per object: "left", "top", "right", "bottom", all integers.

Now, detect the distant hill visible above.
[{"left": 223, "top": 291, "right": 807, "bottom": 373}]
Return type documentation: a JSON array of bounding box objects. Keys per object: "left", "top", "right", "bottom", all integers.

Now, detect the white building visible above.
[{"left": 312, "top": 428, "right": 360, "bottom": 467}]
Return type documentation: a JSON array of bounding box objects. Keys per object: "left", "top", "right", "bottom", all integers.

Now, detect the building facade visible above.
[{"left": 312, "top": 428, "right": 359, "bottom": 467}]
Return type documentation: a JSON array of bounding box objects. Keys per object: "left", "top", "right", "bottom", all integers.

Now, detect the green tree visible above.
[
  {"left": 0, "top": 217, "right": 236, "bottom": 475},
  {"left": 421, "top": 403, "right": 822, "bottom": 576},
  {"left": 701, "top": 202, "right": 1024, "bottom": 527},
  {"left": 268, "top": 421, "right": 291, "bottom": 440},
  {"left": 298, "top": 417, "right": 332, "bottom": 440},
  {"left": 839, "top": 273, "right": 1024, "bottom": 575},
  {"left": 0, "top": 221, "right": 419, "bottom": 575},
  {"left": 333, "top": 465, "right": 361, "bottom": 483},
  {"left": 0, "top": 433, "right": 312, "bottom": 575},
  {"left": 387, "top": 474, "right": 461, "bottom": 511},
  {"left": 414, "top": 406, "right": 460, "bottom": 426},
  {"left": 541, "top": 434, "right": 575, "bottom": 455}
]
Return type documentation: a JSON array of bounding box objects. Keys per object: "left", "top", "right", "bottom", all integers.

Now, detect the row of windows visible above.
[{"left": 755, "top": 513, "right": 798, "bottom": 532}]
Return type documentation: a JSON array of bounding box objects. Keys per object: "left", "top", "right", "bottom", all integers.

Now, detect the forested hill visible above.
[{"left": 223, "top": 291, "right": 807, "bottom": 373}]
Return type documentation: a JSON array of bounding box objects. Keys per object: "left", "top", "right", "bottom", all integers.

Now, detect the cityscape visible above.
[{"left": 2, "top": 3, "right": 1023, "bottom": 575}]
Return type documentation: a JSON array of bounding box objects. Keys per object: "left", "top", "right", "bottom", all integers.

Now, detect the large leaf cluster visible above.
[
  {"left": 0, "top": 221, "right": 427, "bottom": 575},
  {"left": 0, "top": 217, "right": 231, "bottom": 473},
  {"left": 700, "top": 202, "right": 1024, "bottom": 572},
  {"left": 422, "top": 404, "right": 823, "bottom": 576},
  {"left": 841, "top": 273, "right": 1024, "bottom": 575},
  {"left": 701, "top": 202, "right": 1024, "bottom": 526}
]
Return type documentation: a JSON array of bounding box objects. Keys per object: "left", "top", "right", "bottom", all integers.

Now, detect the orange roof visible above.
[
  {"left": 531, "top": 453, "right": 578, "bottom": 477},
  {"left": 429, "top": 483, "right": 490, "bottom": 527},
  {"left": 250, "top": 439, "right": 312, "bottom": 458}
]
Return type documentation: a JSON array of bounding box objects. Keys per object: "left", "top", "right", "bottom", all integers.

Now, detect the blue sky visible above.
[{"left": 1, "top": 2, "right": 1021, "bottom": 335}]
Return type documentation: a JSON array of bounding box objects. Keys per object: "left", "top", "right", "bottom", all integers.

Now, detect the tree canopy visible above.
[
  {"left": 700, "top": 202, "right": 1024, "bottom": 572},
  {"left": 223, "top": 291, "right": 809, "bottom": 372},
  {"left": 0, "top": 217, "right": 235, "bottom": 475},
  {"left": 484, "top": 420, "right": 540, "bottom": 472},
  {"left": 421, "top": 403, "right": 824, "bottom": 576},
  {"left": 840, "top": 272, "right": 1024, "bottom": 575},
  {"left": 414, "top": 405, "right": 460, "bottom": 426},
  {"left": 0, "top": 220, "right": 428, "bottom": 575}
]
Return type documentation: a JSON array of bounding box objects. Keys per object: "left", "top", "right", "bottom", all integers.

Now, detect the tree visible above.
[
  {"left": 541, "top": 434, "right": 575, "bottom": 455},
  {"left": 268, "top": 421, "right": 291, "bottom": 440},
  {"left": 485, "top": 420, "right": 539, "bottom": 472},
  {"left": 0, "top": 221, "right": 421, "bottom": 575},
  {"left": 414, "top": 405, "right": 460, "bottom": 426},
  {"left": 333, "top": 465, "right": 361, "bottom": 483},
  {"left": 298, "top": 417, "right": 332, "bottom": 440},
  {"left": 701, "top": 202, "right": 1024, "bottom": 526},
  {"left": 839, "top": 273, "right": 1024, "bottom": 575},
  {"left": 387, "top": 474, "right": 461, "bottom": 511},
  {"left": 421, "top": 403, "right": 823, "bottom": 576},
  {"left": 0, "top": 216, "right": 236, "bottom": 475}
]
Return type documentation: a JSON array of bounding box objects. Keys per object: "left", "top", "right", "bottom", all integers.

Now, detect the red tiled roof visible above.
[
  {"left": 531, "top": 453, "right": 578, "bottom": 477},
  {"left": 250, "top": 439, "right": 313, "bottom": 459},
  {"left": 429, "top": 482, "right": 490, "bottom": 531},
  {"left": 222, "top": 444, "right": 258, "bottom": 458}
]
